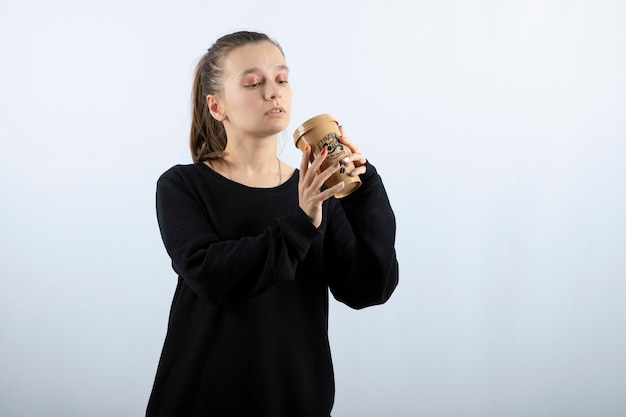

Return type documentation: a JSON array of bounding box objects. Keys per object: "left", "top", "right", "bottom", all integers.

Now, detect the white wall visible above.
[{"left": 1, "top": 1, "right": 625, "bottom": 416}]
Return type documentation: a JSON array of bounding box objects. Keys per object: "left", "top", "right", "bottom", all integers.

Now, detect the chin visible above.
[{"left": 270, "top": 118, "right": 291, "bottom": 133}]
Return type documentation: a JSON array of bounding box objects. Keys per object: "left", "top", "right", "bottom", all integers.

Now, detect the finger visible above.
[
  {"left": 306, "top": 161, "right": 338, "bottom": 193},
  {"left": 309, "top": 146, "right": 329, "bottom": 177},
  {"left": 337, "top": 160, "right": 366, "bottom": 177},
  {"left": 348, "top": 165, "right": 367, "bottom": 176},
  {"left": 300, "top": 145, "right": 310, "bottom": 173},
  {"left": 341, "top": 152, "right": 367, "bottom": 164},
  {"left": 341, "top": 153, "right": 367, "bottom": 170},
  {"left": 312, "top": 161, "right": 341, "bottom": 189},
  {"left": 316, "top": 180, "right": 346, "bottom": 201},
  {"left": 299, "top": 145, "right": 313, "bottom": 187},
  {"left": 338, "top": 127, "right": 367, "bottom": 169},
  {"left": 338, "top": 125, "right": 348, "bottom": 141},
  {"left": 337, "top": 126, "right": 361, "bottom": 154}
]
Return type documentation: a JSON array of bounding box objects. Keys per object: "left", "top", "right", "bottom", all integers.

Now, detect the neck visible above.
[
  {"left": 223, "top": 135, "right": 278, "bottom": 172},
  {"left": 216, "top": 133, "right": 283, "bottom": 187}
]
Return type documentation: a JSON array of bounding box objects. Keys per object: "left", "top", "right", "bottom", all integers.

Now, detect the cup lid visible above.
[{"left": 292, "top": 114, "right": 338, "bottom": 144}]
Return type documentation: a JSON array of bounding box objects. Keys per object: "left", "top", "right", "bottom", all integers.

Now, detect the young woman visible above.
[{"left": 146, "top": 31, "right": 399, "bottom": 417}]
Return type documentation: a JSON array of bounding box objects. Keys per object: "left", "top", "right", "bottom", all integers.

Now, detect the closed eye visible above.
[{"left": 243, "top": 75, "right": 263, "bottom": 88}]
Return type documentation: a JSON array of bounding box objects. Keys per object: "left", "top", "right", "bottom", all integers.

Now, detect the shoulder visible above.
[
  {"left": 155, "top": 163, "right": 218, "bottom": 201},
  {"left": 158, "top": 163, "right": 208, "bottom": 184}
]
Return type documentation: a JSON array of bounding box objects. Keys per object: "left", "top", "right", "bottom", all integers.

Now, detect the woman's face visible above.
[{"left": 211, "top": 41, "right": 292, "bottom": 140}]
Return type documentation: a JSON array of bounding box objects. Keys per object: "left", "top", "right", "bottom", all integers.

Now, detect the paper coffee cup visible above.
[{"left": 293, "top": 114, "right": 361, "bottom": 198}]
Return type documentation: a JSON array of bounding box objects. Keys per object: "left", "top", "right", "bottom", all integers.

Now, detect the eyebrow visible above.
[{"left": 238, "top": 64, "right": 290, "bottom": 78}]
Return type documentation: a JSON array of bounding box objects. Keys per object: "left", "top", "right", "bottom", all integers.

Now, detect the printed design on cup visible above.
[{"left": 316, "top": 133, "right": 349, "bottom": 174}]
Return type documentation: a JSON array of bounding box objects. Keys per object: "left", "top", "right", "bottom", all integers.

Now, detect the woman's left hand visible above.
[{"left": 338, "top": 125, "right": 367, "bottom": 177}]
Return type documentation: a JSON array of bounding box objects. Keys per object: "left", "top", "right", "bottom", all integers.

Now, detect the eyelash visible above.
[{"left": 245, "top": 79, "right": 288, "bottom": 88}]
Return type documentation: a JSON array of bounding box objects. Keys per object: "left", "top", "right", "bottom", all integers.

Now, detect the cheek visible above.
[
  {"left": 226, "top": 93, "right": 255, "bottom": 115},
  {"left": 283, "top": 87, "right": 293, "bottom": 108}
]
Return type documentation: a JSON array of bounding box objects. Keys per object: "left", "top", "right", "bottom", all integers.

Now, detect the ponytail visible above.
[{"left": 189, "top": 58, "right": 226, "bottom": 162}]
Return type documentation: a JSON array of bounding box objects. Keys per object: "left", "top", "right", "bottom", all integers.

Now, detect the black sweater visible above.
[{"left": 146, "top": 161, "right": 398, "bottom": 417}]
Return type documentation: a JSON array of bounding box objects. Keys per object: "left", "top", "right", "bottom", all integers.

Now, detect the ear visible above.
[{"left": 206, "top": 95, "right": 226, "bottom": 121}]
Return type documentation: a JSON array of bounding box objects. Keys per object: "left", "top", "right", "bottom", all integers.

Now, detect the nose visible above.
[{"left": 265, "top": 89, "right": 281, "bottom": 102}]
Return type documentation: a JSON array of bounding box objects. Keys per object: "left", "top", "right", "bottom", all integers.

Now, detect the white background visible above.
[{"left": 1, "top": 1, "right": 625, "bottom": 416}]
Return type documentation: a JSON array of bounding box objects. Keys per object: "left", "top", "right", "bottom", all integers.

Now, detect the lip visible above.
[{"left": 265, "top": 106, "right": 286, "bottom": 115}]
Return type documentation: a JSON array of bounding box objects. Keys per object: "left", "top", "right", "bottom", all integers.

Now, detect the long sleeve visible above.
[
  {"left": 148, "top": 162, "right": 396, "bottom": 416},
  {"left": 156, "top": 165, "right": 320, "bottom": 307},
  {"left": 324, "top": 162, "right": 399, "bottom": 309}
]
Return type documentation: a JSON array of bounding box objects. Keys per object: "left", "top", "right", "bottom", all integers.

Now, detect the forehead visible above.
[{"left": 223, "top": 41, "right": 287, "bottom": 77}]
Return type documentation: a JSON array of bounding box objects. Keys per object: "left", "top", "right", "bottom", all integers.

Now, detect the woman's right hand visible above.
[{"left": 298, "top": 145, "right": 344, "bottom": 228}]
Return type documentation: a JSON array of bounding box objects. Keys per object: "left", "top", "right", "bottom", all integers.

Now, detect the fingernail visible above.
[
  {"left": 349, "top": 170, "right": 356, "bottom": 176},
  {"left": 333, "top": 162, "right": 339, "bottom": 168},
  {"left": 304, "top": 144, "right": 310, "bottom": 151},
  {"left": 337, "top": 181, "right": 345, "bottom": 188},
  {"left": 342, "top": 157, "right": 349, "bottom": 163}
]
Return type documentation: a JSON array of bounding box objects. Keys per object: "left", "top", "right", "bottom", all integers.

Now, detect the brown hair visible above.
[{"left": 190, "top": 31, "right": 284, "bottom": 163}]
